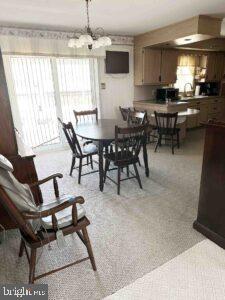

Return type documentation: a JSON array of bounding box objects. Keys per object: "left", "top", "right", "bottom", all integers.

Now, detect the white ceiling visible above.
[{"left": 0, "top": 0, "right": 225, "bottom": 36}]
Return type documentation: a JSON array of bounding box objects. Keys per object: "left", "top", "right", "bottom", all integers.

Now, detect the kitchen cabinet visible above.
[
  {"left": 206, "top": 53, "right": 225, "bottom": 82},
  {"left": 143, "top": 48, "right": 161, "bottom": 84},
  {"left": 186, "top": 103, "right": 198, "bottom": 128},
  {"left": 186, "top": 97, "right": 225, "bottom": 128},
  {"left": 161, "top": 50, "right": 178, "bottom": 84},
  {"left": 134, "top": 48, "right": 178, "bottom": 85}
]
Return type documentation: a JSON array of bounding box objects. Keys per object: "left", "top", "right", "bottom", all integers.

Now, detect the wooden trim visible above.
[{"left": 134, "top": 15, "right": 222, "bottom": 48}]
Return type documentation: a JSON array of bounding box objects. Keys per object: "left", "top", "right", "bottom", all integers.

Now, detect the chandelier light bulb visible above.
[
  {"left": 79, "top": 34, "right": 93, "bottom": 45},
  {"left": 92, "top": 40, "right": 101, "bottom": 49},
  {"left": 68, "top": 38, "right": 76, "bottom": 48},
  {"left": 98, "top": 36, "right": 112, "bottom": 47}
]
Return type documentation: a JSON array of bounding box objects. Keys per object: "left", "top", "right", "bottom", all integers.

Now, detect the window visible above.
[
  {"left": 174, "top": 55, "right": 196, "bottom": 92},
  {"left": 5, "top": 55, "right": 99, "bottom": 149}
]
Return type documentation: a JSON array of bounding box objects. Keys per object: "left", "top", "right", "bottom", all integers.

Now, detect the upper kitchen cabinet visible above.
[
  {"left": 160, "top": 50, "right": 178, "bottom": 84},
  {"left": 134, "top": 48, "right": 178, "bottom": 85},
  {"left": 206, "top": 53, "right": 225, "bottom": 82},
  {"left": 143, "top": 48, "right": 161, "bottom": 85}
]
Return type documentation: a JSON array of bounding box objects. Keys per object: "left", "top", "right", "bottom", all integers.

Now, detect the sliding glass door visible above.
[{"left": 5, "top": 55, "right": 99, "bottom": 150}]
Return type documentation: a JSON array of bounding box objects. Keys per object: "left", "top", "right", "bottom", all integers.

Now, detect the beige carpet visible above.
[
  {"left": 0, "top": 129, "right": 205, "bottom": 300},
  {"left": 105, "top": 239, "right": 225, "bottom": 300}
]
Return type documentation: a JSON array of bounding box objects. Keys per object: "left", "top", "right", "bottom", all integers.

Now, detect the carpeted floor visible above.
[
  {"left": 104, "top": 239, "right": 225, "bottom": 300},
  {"left": 0, "top": 129, "right": 205, "bottom": 300}
]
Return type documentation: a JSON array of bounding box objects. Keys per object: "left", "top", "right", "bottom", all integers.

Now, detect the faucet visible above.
[{"left": 184, "top": 83, "right": 193, "bottom": 97}]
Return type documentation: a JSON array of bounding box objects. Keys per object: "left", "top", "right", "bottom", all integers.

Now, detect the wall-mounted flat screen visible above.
[{"left": 105, "top": 51, "right": 129, "bottom": 74}]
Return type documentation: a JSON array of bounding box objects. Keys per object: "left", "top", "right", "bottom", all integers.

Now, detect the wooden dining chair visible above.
[
  {"left": 119, "top": 106, "right": 131, "bottom": 121},
  {"left": 154, "top": 111, "right": 180, "bottom": 154},
  {"left": 128, "top": 110, "right": 147, "bottom": 125},
  {"left": 74, "top": 108, "right": 98, "bottom": 124},
  {"left": 104, "top": 124, "right": 148, "bottom": 195},
  {"left": 0, "top": 157, "right": 96, "bottom": 284},
  {"left": 58, "top": 120, "right": 98, "bottom": 182}
]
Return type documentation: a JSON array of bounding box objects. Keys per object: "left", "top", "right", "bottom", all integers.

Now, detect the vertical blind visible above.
[{"left": 7, "top": 55, "right": 99, "bottom": 149}]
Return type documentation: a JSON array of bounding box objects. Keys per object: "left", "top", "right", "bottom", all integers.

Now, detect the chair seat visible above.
[
  {"left": 39, "top": 194, "right": 86, "bottom": 230},
  {"left": 105, "top": 151, "right": 138, "bottom": 166}
]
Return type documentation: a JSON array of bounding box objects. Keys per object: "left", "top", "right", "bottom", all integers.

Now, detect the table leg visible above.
[
  {"left": 143, "top": 137, "right": 149, "bottom": 177},
  {"left": 98, "top": 141, "right": 104, "bottom": 191}
]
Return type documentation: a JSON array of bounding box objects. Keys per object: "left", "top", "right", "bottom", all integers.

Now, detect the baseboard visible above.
[{"left": 193, "top": 220, "right": 225, "bottom": 250}]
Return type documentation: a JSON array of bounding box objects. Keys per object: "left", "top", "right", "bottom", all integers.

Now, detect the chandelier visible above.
[{"left": 68, "top": 0, "right": 112, "bottom": 50}]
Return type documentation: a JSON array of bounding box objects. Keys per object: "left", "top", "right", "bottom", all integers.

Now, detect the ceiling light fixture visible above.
[{"left": 68, "top": 0, "right": 112, "bottom": 50}]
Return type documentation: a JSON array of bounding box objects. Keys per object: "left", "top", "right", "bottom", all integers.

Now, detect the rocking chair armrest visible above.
[
  {"left": 22, "top": 196, "right": 85, "bottom": 220},
  {"left": 29, "top": 173, "right": 63, "bottom": 188}
]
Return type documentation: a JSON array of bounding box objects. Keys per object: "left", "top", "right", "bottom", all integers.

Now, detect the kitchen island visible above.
[
  {"left": 133, "top": 99, "right": 188, "bottom": 113},
  {"left": 133, "top": 99, "right": 197, "bottom": 140},
  {"left": 134, "top": 95, "right": 225, "bottom": 129}
]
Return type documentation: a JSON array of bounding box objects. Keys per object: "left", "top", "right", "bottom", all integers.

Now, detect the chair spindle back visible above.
[
  {"left": 114, "top": 125, "right": 147, "bottom": 163},
  {"left": 58, "top": 118, "right": 82, "bottom": 156},
  {"left": 74, "top": 108, "right": 98, "bottom": 124},
  {"left": 154, "top": 112, "right": 178, "bottom": 135},
  {"left": 119, "top": 106, "right": 131, "bottom": 121},
  {"left": 128, "top": 110, "right": 147, "bottom": 125}
]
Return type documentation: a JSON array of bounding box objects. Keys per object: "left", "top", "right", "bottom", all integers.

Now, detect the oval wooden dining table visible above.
[{"left": 75, "top": 118, "right": 150, "bottom": 192}]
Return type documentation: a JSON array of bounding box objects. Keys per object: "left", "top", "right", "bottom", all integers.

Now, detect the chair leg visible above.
[
  {"left": 138, "top": 157, "right": 141, "bottom": 166},
  {"left": 70, "top": 156, "right": 76, "bottom": 176},
  {"left": 87, "top": 156, "right": 89, "bottom": 165},
  {"left": 29, "top": 248, "right": 36, "bottom": 284},
  {"left": 82, "top": 227, "right": 97, "bottom": 271},
  {"left": 171, "top": 135, "right": 174, "bottom": 155},
  {"left": 90, "top": 156, "right": 93, "bottom": 169},
  {"left": 126, "top": 166, "right": 129, "bottom": 176},
  {"left": 177, "top": 132, "right": 180, "bottom": 149},
  {"left": 154, "top": 136, "right": 160, "bottom": 152},
  {"left": 117, "top": 167, "right": 121, "bottom": 195},
  {"left": 19, "top": 239, "right": 25, "bottom": 257},
  {"left": 78, "top": 158, "right": 82, "bottom": 184},
  {"left": 104, "top": 159, "right": 110, "bottom": 183},
  {"left": 133, "top": 163, "right": 142, "bottom": 189}
]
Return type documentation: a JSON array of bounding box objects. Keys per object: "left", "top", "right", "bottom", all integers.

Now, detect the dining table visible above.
[{"left": 75, "top": 118, "right": 150, "bottom": 192}]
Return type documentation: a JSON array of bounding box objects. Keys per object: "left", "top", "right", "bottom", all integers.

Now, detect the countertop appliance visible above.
[
  {"left": 198, "top": 82, "right": 219, "bottom": 96},
  {"left": 156, "top": 88, "right": 179, "bottom": 102}
]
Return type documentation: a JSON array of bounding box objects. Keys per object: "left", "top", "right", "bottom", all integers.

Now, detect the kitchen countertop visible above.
[
  {"left": 179, "top": 95, "right": 224, "bottom": 102},
  {"left": 133, "top": 99, "right": 188, "bottom": 105}
]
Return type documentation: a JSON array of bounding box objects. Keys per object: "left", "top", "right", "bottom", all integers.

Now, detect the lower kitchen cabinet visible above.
[{"left": 186, "top": 97, "right": 225, "bottom": 129}]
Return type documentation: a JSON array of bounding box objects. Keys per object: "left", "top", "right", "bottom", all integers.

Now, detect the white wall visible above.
[{"left": 98, "top": 44, "right": 134, "bottom": 119}]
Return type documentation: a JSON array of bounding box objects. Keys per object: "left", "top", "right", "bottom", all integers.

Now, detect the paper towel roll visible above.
[{"left": 195, "top": 85, "right": 200, "bottom": 96}]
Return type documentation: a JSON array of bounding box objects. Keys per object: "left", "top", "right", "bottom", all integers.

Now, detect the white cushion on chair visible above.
[
  {"left": 0, "top": 155, "right": 38, "bottom": 212},
  {"left": 83, "top": 143, "right": 98, "bottom": 154},
  {"left": 40, "top": 194, "right": 86, "bottom": 230}
]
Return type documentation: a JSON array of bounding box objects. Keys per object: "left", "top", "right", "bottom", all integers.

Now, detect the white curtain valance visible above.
[
  {"left": 0, "top": 35, "right": 107, "bottom": 58},
  {"left": 0, "top": 26, "right": 133, "bottom": 58}
]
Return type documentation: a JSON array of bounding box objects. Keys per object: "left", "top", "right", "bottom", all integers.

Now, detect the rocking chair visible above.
[{"left": 0, "top": 155, "right": 96, "bottom": 283}]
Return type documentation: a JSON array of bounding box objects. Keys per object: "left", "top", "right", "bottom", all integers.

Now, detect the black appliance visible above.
[
  {"left": 156, "top": 88, "right": 179, "bottom": 102},
  {"left": 198, "top": 82, "right": 219, "bottom": 96}
]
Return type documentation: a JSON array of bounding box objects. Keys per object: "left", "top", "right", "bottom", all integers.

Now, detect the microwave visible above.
[{"left": 156, "top": 88, "right": 179, "bottom": 102}]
